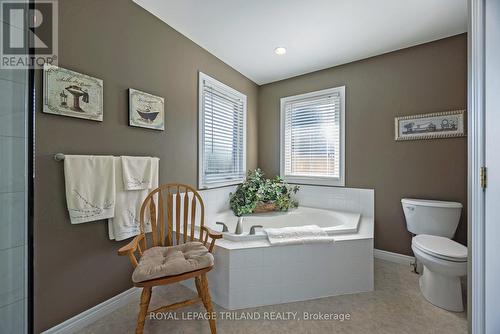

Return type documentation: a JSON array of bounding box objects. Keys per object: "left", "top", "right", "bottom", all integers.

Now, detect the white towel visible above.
[
  {"left": 121, "top": 156, "right": 153, "bottom": 190},
  {"left": 64, "top": 155, "right": 116, "bottom": 224},
  {"left": 264, "top": 225, "right": 335, "bottom": 246},
  {"left": 108, "top": 157, "right": 159, "bottom": 241}
]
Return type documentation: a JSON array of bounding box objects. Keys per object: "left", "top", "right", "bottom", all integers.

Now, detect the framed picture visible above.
[
  {"left": 129, "top": 89, "right": 165, "bottom": 131},
  {"left": 395, "top": 109, "right": 466, "bottom": 141},
  {"left": 43, "top": 64, "right": 104, "bottom": 121}
]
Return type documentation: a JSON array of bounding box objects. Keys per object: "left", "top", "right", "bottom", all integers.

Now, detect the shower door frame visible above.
[{"left": 27, "top": 0, "right": 35, "bottom": 332}]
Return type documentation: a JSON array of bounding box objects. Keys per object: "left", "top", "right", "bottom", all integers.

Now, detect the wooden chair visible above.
[{"left": 118, "top": 184, "right": 222, "bottom": 334}]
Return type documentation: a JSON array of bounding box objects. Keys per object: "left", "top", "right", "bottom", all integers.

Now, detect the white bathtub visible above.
[
  {"left": 213, "top": 206, "right": 360, "bottom": 242},
  {"left": 181, "top": 185, "right": 375, "bottom": 310}
]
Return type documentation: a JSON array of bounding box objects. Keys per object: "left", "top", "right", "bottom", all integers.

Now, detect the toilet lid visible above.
[{"left": 413, "top": 234, "right": 467, "bottom": 262}]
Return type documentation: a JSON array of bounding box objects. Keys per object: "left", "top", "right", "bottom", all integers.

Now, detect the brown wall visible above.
[
  {"left": 257, "top": 34, "right": 467, "bottom": 256},
  {"left": 33, "top": 0, "right": 258, "bottom": 331}
]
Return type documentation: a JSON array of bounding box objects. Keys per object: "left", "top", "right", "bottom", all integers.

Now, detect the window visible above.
[
  {"left": 199, "top": 72, "right": 246, "bottom": 189},
  {"left": 280, "top": 86, "right": 345, "bottom": 186}
]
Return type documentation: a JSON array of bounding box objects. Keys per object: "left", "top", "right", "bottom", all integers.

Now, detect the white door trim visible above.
[{"left": 468, "top": 0, "right": 486, "bottom": 333}]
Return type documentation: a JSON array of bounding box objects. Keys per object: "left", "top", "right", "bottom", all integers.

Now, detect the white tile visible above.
[
  {"left": 294, "top": 185, "right": 374, "bottom": 217},
  {"left": 229, "top": 248, "right": 263, "bottom": 269},
  {"left": 259, "top": 284, "right": 282, "bottom": 305},
  {"left": 229, "top": 267, "right": 262, "bottom": 293},
  {"left": 0, "top": 112, "right": 25, "bottom": 139},
  {"left": 0, "top": 299, "right": 25, "bottom": 334},
  {"left": 208, "top": 269, "right": 225, "bottom": 288},
  {"left": 281, "top": 244, "right": 319, "bottom": 264},
  {"left": 280, "top": 282, "right": 314, "bottom": 303},
  {"left": 261, "top": 246, "right": 282, "bottom": 266},
  {"left": 0, "top": 137, "right": 25, "bottom": 193},
  {"left": 1, "top": 13, "right": 26, "bottom": 31},
  {"left": 213, "top": 247, "right": 229, "bottom": 268},
  {"left": 0, "top": 192, "right": 25, "bottom": 249},
  {"left": 230, "top": 284, "right": 277, "bottom": 309},
  {"left": 305, "top": 276, "right": 330, "bottom": 297},
  {"left": 260, "top": 265, "right": 282, "bottom": 286},
  {"left": 0, "top": 79, "right": 26, "bottom": 138},
  {"left": 200, "top": 186, "right": 236, "bottom": 216},
  {"left": 210, "top": 279, "right": 228, "bottom": 300},
  {"left": 212, "top": 290, "right": 229, "bottom": 309},
  {"left": 0, "top": 68, "right": 27, "bottom": 85},
  {"left": 0, "top": 246, "right": 25, "bottom": 308},
  {"left": 229, "top": 289, "right": 261, "bottom": 309},
  {"left": 280, "top": 264, "right": 312, "bottom": 284},
  {"left": 227, "top": 249, "right": 245, "bottom": 269}
]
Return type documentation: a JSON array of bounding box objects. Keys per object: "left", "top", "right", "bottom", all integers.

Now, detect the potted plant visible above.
[{"left": 229, "top": 168, "right": 299, "bottom": 216}]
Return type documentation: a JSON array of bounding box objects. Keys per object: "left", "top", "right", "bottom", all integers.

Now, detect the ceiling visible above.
[{"left": 133, "top": 0, "right": 467, "bottom": 85}]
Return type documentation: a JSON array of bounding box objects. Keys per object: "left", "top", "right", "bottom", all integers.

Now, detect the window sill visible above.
[
  {"left": 283, "top": 176, "right": 345, "bottom": 187},
  {"left": 198, "top": 179, "right": 244, "bottom": 190}
]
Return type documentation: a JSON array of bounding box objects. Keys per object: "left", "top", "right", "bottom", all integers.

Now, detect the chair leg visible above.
[
  {"left": 195, "top": 276, "right": 202, "bottom": 296},
  {"left": 136, "top": 287, "right": 152, "bottom": 334},
  {"left": 196, "top": 274, "right": 217, "bottom": 334}
]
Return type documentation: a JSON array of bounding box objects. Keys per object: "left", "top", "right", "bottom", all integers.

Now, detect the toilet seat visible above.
[{"left": 412, "top": 234, "right": 467, "bottom": 262}]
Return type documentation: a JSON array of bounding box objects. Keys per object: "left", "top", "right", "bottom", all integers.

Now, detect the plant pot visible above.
[{"left": 253, "top": 202, "right": 277, "bottom": 213}]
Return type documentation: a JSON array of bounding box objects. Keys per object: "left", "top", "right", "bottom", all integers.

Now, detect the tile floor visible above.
[{"left": 78, "top": 259, "right": 467, "bottom": 334}]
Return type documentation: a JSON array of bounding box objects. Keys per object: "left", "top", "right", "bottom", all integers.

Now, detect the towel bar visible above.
[
  {"left": 54, "top": 153, "right": 65, "bottom": 161},
  {"left": 55, "top": 154, "right": 159, "bottom": 161}
]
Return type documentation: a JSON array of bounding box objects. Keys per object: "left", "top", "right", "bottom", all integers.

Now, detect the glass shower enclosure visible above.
[{"left": 0, "top": 13, "right": 30, "bottom": 334}]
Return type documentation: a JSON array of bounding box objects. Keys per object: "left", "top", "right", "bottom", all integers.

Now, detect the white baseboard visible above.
[
  {"left": 42, "top": 287, "right": 141, "bottom": 334},
  {"left": 374, "top": 248, "right": 415, "bottom": 266}
]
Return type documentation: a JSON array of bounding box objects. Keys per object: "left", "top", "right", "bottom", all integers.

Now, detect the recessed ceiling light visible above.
[{"left": 274, "top": 47, "right": 287, "bottom": 55}]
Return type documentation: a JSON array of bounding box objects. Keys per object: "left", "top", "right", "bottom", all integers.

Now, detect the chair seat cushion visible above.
[{"left": 132, "top": 241, "right": 214, "bottom": 283}]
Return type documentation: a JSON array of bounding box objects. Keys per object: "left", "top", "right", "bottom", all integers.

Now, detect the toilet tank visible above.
[{"left": 401, "top": 198, "right": 462, "bottom": 238}]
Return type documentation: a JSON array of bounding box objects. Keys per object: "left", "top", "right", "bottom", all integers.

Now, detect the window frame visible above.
[
  {"left": 198, "top": 71, "right": 247, "bottom": 189},
  {"left": 280, "top": 86, "right": 346, "bottom": 187}
]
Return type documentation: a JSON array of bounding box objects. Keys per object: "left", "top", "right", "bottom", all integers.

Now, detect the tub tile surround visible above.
[
  {"left": 293, "top": 185, "right": 374, "bottom": 218},
  {"left": 220, "top": 240, "right": 374, "bottom": 310},
  {"left": 198, "top": 185, "right": 237, "bottom": 220},
  {"left": 184, "top": 185, "right": 375, "bottom": 310}
]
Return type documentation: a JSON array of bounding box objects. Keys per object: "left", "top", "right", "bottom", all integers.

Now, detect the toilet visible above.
[{"left": 401, "top": 198, "right": 467, "bottom": 312}]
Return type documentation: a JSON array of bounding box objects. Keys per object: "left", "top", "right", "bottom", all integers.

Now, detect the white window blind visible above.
[
  {"left": 199, "top": 72, "right": 246, "bottom": 189},
  {"left": 281, "top": 86, "right": 345, "bottom": 186}
]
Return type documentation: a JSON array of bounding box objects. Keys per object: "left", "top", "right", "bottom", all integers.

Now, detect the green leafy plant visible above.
[{"left": 229, "top": 168, "right": 299, "bottom": 216}]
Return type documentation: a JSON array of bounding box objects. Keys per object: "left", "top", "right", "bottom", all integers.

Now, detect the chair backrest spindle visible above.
[
  {"left": 167, "top": 192, "right": 173, "bottom": 246},
  {"left": 158, "top": 191, "right": 165, "bottom": 246},
  {"left": 149, "top": 198, "right": 157, "bottom": 247},
  {"left": 175, "top": 186, "right": 181, "bottom": 245},
  {"left": 183, "top": 190, "right": 189, "bottom": 243},
  {"left": 139, "top": 184, "right": 206, "bottom": 250},
  {"left": 190, "top": 196, "right": 196, "bottom": 241},
  {"left": 200, "top": 203, "right": 205, "bottom": 242}
]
